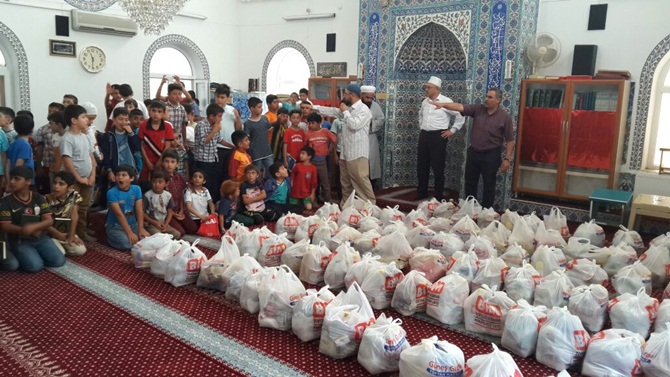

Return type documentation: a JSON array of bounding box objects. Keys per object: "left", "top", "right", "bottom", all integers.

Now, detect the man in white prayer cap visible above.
[
  {"left": 360, "top": 85, "right": 385, "bottom": 188},
  {"left": 416, "top": 76, "right": 465, "bottom": 201}
]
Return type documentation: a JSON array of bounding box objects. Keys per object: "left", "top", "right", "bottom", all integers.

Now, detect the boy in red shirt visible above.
[
  {"left": 290, "top": 146, "right": 318, "bottom": 210},
  {"left": 305, "top": 113, "right": 336, "bottom": 204},
  {"left": 138, "top": 101, "right": 174, "bottom": 182},
  {"left": 282, "top": 109, "right": 306, "bottom": 171}
]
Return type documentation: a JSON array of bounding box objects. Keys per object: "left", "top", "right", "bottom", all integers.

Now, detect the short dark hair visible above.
[
  {"left": 47, "top": 111, "right": 64, "bottom": 125},
  {"left": 266, "top": 94, "right": 278, "bottom": 104},
  {"left": 220, "top": 180, "right": 239, "bottom": 197},
  {"left": 191, "top": 168, "right": 207, "bottom": 179},
  {"left": 231, "top": 130, "right": 249, "bottom": 147},
  {"left": 188, "top": 90, "right": 197, "bottom": 99},
  {"left": 112, "top": 107, "right": 129, "bottom": 118},
  {"left": 13, "top": 114, "right": 34, "bottom": 136},
  {"left": 114, "top": 164, "right": 136, "bottom": 178},
  {"left": 488, "top": 87, "right": 502, "bottom": 100},
  {"left": 149, "top": 101, "right": 166, "bottom": 111},
  {"left": 289, "top": 109, "right": 302, "bottom": 117},
  {"left": 118, "top": 84, "right": 133, "bottom": 97},
  {"left": 244, "top": 164, "right": 259, "bottom": 174},
  {"left": 151, "top": 169, "right": 169, "bottom": 182},
  {"left": 63, "top": 105, "right": 87, "bottom": 127},
  {"left": 0, "top": 106, "right": 15, "bottom": 120},
  {"left": 143, "top": 99, "right": 152, "bottom": 107},
  {"left": 183, "top": 103, "right": 193, "bottom": 115},
  {"left": 16, "top": 110, "right": 33, "bottom": 119},
  {"left": 247, "top": 97, "right": 262, "bottom": 109},
  {"left": 277, "top": 107, "right": 289, "bottom": 115},
  {"left": 206, "top": 104, "right": 224, "bottom": 117},
  {"left": 307, "top": 113, "right": 322, "bottom": 124},
  {"left": 215, "top": 84, "right": 231, "bottom": 97},
  {"left": 53, "top": 171, "right": 75, "bottom": 186},
  {"left": 124, "top": 98, "right": 138, "bottom": 108},
  {"left": 162, "top": 148, "right": 179, "bottom": 162},
  {"left": 129, "top": 109, "right": 144, "bottom": 118},
  {"left": 269, "top": 162, "right": 285, "bottom": 178},
  {"left": 301, "top": 146, "right": 315, "bottom": 158},
  {"left": 48, "top": 102, "right": 65, "bottom": 112},
  {"left": 9, "top": 165, "right": 34, "bottom": 180},
  {"left": 63, "top": 94, "right": 78, "bottom": 104},
  {"left": 167, "top": 83, "right": 182, "bottom": 94},
  {"left": 300, "top": 101, "right": 312, "bottom": 107},
  {"left": 111, "top": 84, "right": 120, "bottom": 90},
  {"left": 299, "top": 88, "right": 308, "bottom": 95}
]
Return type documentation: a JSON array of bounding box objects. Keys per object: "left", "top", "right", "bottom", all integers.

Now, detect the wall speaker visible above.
[
  {"left": 588, "top": 4, "right": 608, "bottom": 31},
  {"left": 55, "top": 15, "right": 69, "bottom": 37},
  {"left": 572, "top": 45, "right": 598, "bottom": 76},
  {"left": 326, "top": 33, "right": 336, "bottom": 52}
]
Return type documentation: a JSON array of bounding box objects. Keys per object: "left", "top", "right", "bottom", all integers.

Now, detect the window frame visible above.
[
  {"left": 149, "top": 46, "right": 195, "bottom": 99},
  {"left": 265, "top": 47, "right": 310, "bottom": 95},
  {"left": 645, "top": 51, "right": 670, "bottom": 170}
]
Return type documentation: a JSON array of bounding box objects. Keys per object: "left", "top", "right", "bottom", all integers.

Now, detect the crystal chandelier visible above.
[{"left": 118, "top": 0, "right": 190, "bottom": 35}]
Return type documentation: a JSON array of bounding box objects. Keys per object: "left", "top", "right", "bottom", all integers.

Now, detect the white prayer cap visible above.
[
  {"left": 81, "top": 102, "right": 98, "bottom": 115},
  {"left": 361, "top": 85, "right": 376, "bottom": 93},
  {"left": 427, "top": 76, "right": 442, "bottom": 88}
]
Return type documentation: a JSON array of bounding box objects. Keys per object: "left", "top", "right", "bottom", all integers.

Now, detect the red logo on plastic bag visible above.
[
  {"left": 665, "top": 264, "right": 670, "bottom": 279},
  {"left": 475, "top": 296, "right": 502, "bottom": 318},
  {"left": 560, "top": 226, "right": 570, "bottom": 237},
  {"left": 186, "top": 258, "right": 203, "bottom": 272},
  {"left": 258, "top": 235, "right": 270, "bottom": 248},
  {"left": 354, "top": 318, "right": 375, "bottom": 341},
  {"left": 416, "top": 284, "right": 427, "bottom": 300},
  {"left": 573, "top": 330, "right": 589, "bottom": 351},
  {"left": 384, "top": 272, "right": 404, "bottom": 290},
  {"left": 429, "top": 281, "right": 445, "bottom": 294},
  {"left": 427, "top": 202, "right": 438, "bottom": 212},
  {"left": 313, "top": 302, "right": 328, "bottom": 319},
  {"left": 392, "top": 214, "right": 403, "bottom": 221},
  {"left": 607, "top": 297, "right": 620, "bottom": 311},
  {"left": 348, "top": 214, "right": 361, "bottom": 226},
  {"left": 371, "top": 237, "right": 380, "bottom": 248},
  {"left": 308, "top": 224, "right": 319, "bottom": 237},
  {"left": 320, "top": 254, "right": 334, "bottom": 268},
  {"left": 500, "top": 266, "right": 509, "bottom": 281},
  {"left": 283, "top": 216, "right": 300, "bottom": 229},
  {"left": 646, "top": 301, "right": 659, "bottom": 321},
  {"left": 266, "top": 243, "right": 286, "bottom": 256}
]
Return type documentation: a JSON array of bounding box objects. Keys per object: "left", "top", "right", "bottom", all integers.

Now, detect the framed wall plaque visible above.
[{"left": 317, "top": 62, "right": 347, "bottom": 78}]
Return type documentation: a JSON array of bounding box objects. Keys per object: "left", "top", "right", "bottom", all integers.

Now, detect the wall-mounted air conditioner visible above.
[{"left": 71, "top": 9, "right": 138, "bottom": 37}]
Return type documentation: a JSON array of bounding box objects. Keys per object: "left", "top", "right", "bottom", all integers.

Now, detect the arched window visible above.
[
  {"left": 0, "top": 49, "right": 8, "bottom": 106},
  {"left": 149, "top": 47, "right": 194, "bottom": 98},
  {"left": 0, "top": 50, "right": 5, "bottom": 66},
  {"left": 266, "top": 47, "right": 310, "bottom": 95},
  {"left": 646, "top": 51, "right": 670, "bottom": 169}
]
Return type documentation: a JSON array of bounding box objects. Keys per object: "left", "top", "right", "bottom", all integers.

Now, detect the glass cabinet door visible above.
[
  {"left": 562, "top": 82, "right": 620, "bottom": 197},
  {"left": 515, "top": 82, "right": 567, "bottom": 194},
  {"left": 309, "top": 80, "right": 332, "bottom": 106}
]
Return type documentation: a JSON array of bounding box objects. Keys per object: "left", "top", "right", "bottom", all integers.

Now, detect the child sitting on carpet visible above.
[
  {"left": 45, "top": 171, "right": 87, "bottom": 256},
  {"left": 264, "top": 162, "right": 304, "bottom": 216},
  {"left": 143, "top": 169, "right": 181, "bottom": 239},
  {"left": 0, "top": 166, "right": 65, "bottom": 272},
  {"left": 240, "top": 164, "right": 279, "bottom": 224},
  {"left": 162, "top": 148, "right": 197, "bottom": 235},
  {"left": 106, "top": 164, "right": 149, "bottom": 251},
  {"left": 218, "top": 179, "right": 254, "bottom": 231},
  {"left": 184, "top": 168, "right": 217, "bottom": 228}
]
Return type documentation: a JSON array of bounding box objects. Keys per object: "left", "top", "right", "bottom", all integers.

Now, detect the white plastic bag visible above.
[
  {"left": 225, "top": 220, "right": 250, "bottom": 243},
  {"left": 604, "top": 242, "right": 639, "bottom": 276},
  {"left": 452, "top": 195, "right": 482, "bottom": 222},
  {"left": 565, "top": 258, "right": 609, "bottom": 288},
  {"left": 477, "top": 207, "right": 500, "bottom": 229},
  {"left": 299, "top": 241, "right": 332, "bottom": 285},
  {"left": 339, "top": 206, "right": 363, "bottom": 229},
  {"left": 131, "top": 233, "right": 173, "bottom": 268},
  {"left": 531, "top": 245, "right": 567, "bottom": 277},
  {"left": 238, "top": 226, "right": 273, "bottom": 260},
  {"left": 650, "top": 232, "right": 670, "bottom": 249},
  {"left": 568, "top": 284, "right": 609, "bottom": 333},
  {"left": 353, "top": 229, "right": 381, "bottom": 253},
  {"left": 463, "top": 284, "right": 515, "bottom": 337},
  {"left": 449, "top": 215, "right": 480, "bottom": 243},
  {"left": 582, "top": 328, "right": 645, "bottom": 377},
  {"left": 426, "top": 272, "right": 470, "bottom": 325},
  {"left": 257, "top": 232, "right": 293, "bottom": 267},
  {"left": 418, "top": 198, "right": 441, "bottom": 218},
  {"left": 534, "top": 269, "right": 574, "bottom": 309},
  {"left": 404, "top": 209, "right": 429, "bottom": 228},
  {"left": 280, "top": 238, "right": 309, "bottom": 275},
  {"left": 409, "top": 248, "right": 448, "bottom": 282},
  {"left": 463, "top": 343, "right": 523, "bottom": 377},
  {"left": 360, "top": 201, "right": 381, "bottom": 219},
  {"left": 164, "top": 239, "right": 207, "bottom": 287},
  {"left": 608, "top": 287, "right": 659, "bottom": 339},
  {"left": 446, "top": 246, "right": 480, "bottom": 283},
  {"left": 502, "top": 300, "right": 547, "bottom": 358},
  {"left": 372, "top": 229, "right": 413, "bottom": 268},
  {"left": 150, "top": 240, "right": 186, "bottom": 278},
  {"left": 428, "top": 216, "right": 453, "bottom": 233},
  {"left": 500, "top": 209, "right": 520, "bottom": 230},
  {"left": 480, "top": 220, "right": 511, "bottom": 252},
  {"left": 312, "top": 225, "right": 335, "bottom": 249},
  {"left": 536, "top": 306, "right": 590, "bottom": 371},
  {"left": 641, "top": 323, "right": 670, "bottom": 376},
  {"left": 656, "top": 300, "right": 670, "bottom": 334},
  {"left": 358, "top": 313, "right": 410, "bottom": 375},
  {"left": 573, "top": 220, "right": 606, "bottom": 247},
  {"left": 391, "top": 270, "right": 431, "bottom": 316},
  {"left": 331, "top": 224, "right": 362, "bottom": 246},
  {"left": 315, "top": 202, "right": 340, "bottom": 222},
  {"left": 500, "top": 242, "right": 529, "bottom": 268},
  {"left": 508, "top": 216, "right": 535, "bottom": 253},
  {"left": 640, "top": 244, "right": 670, "bottom": 288},
  {"left": 613, "top": 225, "right": 645, "bottom": 253},
  {"left": 344, "top": 252, "right": 383, "bottom": 289},
  {"left": 464, "top": 233, "right": 498, "bottom": 260},
  {"left": 399, "top": 336, "right": 464, "bottom": 377},
  {"left": 196, "top": 235, "right": 240, "bottom": 290},
  {"left": 240, "top": 267, "right": 275, "bottom": 314},
  {"left": 612, "top": 260, "right": 653, "bottom": 296},
  {"left": 504, "top": 261, "right": 543, "bottom": 303},
  {"left": 223, "top": 253, "right": 262, "bottom": 301},
  {"left": 295, "top": 216, "right": 325, "bottom": 242},
  {"left": 380, "top": 205, "right": 406, "bottom": 226},
  {"left": 433, "top": 200, "right": 459, "bottom": 219},
  {"left": 292, "top": 286, "right": 336, "bottom": 342},
  {"left": 543, "top": 206, "right": 570, "bottom": 238},
  {"left": 563, "top": 237, "right": 595, "bottom": 260},
  {"left": 360, "top": 261, "right": 404, "bottom": 310},
  {"left": 471, "top": 257, "right": 509, "bottom": 292},
  {"left": 534, "top": 222, "right": 567, "bottom": 250},
  {"left": 429, "top": 231, "right": 465, "bottom": 259},
  {"left": 324, "top": 242, "right": 361, "bottom": 289},
  {"left": 381, "top": 220, "right": 408, "bottom": 236},
  {"left": 405, "top": 223, "right": 436, "bottom": 249},
  {"left": 258, "top": 265, "right": 306, "bottom": 331},
  {"left": 275, "top": 212, "right": 303, "bottom": 240}
]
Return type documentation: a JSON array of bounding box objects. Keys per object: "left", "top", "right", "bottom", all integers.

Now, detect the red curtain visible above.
[
  {"left": 567, "top": 110, "right": 616, "bottom": 170},
  {"left": 519, "top": 108, "right": 563, "bottom": 164}
]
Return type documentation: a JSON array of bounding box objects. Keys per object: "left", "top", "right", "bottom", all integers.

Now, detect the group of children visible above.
[{"left": 0, "top": 83, "right": 339, "bottom": 273}]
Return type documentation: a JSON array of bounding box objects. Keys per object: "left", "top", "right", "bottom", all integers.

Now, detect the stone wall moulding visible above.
[
  {"left": 261, "top": 40, "right": 316, "bottom": 92},
  {"left": 0, "top": 21, "right": 30, "bottom": 110},
  {"left": 65, "top": 0, "right": 118, "bottom": 12}
]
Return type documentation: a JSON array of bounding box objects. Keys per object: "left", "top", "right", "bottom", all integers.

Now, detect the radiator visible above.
[{"left": 634, "top": 172, "right": 670, "bottom": 197}]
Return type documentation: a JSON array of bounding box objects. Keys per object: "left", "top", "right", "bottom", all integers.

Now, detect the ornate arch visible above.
[
  {"left": 142, "top": 34, "right": 210, "bottom": 100},
  {"left": 629, "top": 33, "right": 670, "bottom": 170},
  {"left": 0, "top": 21, "right": 30, "bottom": 110},
  {"left": 261, "top": 40, "right": 316, "bottom": 92},
  {"left": 65, "top": 0, "right": 117, "bottom": 11}
]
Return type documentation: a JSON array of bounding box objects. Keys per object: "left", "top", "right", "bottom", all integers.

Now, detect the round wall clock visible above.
[{"left": 79, "top": 46, "right": 106, "bottom": 73}]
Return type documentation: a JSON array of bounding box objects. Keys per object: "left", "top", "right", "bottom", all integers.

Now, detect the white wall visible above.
[
  {"left": 235, "top": 0, "right": 360, "bottom": 92},
  {"left": 0, "top": 0, "right": 238, "bottom": 125}
]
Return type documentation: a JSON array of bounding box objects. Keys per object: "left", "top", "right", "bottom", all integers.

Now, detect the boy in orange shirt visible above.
[
  {"left": 228, "top": 130, "right": 252, "bottom": 183},
  {"left": 305, "top": 113, "right": 336, "bottom": 204}
]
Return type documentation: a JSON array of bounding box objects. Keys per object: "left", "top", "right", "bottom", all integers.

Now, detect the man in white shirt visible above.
[
  {"left": 416, "top": 76, "right": 465, "bottom": 201},
  {"left": 360, "top": 85, "right": 385, "bottom": 188},
  {"left": 313, "top": 83, "right": 375, "bottom": 205}
]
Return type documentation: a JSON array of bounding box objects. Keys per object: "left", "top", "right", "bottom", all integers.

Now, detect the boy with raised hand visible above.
[
  {"left": 155, "top": 75, "right": 189, "bottom": 148},
  {"left": 106, "top": 165, "right": 149, "bottom": 251},
  {"left": 244, "top": 97, "right": 274, "bottom": 179},
  {"left": 45, "top": 171, "right": 86, "bottom": 256},
  {"left": 60, "top": 104, "right": 97, "bottom": 242},
  {"left": 0, "top": 166, "right": 65, "bottom": 272}
]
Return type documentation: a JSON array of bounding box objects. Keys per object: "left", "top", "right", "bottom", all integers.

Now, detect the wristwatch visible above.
[{"left": 503, "top": 158, "right": 511, "bottom": 162}]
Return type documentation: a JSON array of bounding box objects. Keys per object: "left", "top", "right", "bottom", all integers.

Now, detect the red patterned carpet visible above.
[{"left": 0, "top": 210, "right": 584, "bottom": 377}]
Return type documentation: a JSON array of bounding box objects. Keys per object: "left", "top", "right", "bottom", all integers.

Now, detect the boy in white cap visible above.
[{"left": 416, "top": 76, "right": 465, "bottom": 201}]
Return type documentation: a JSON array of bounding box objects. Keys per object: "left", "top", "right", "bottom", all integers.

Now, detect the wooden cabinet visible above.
[
  {"left": 308, "top": 76, "right": 358, "bottom": 107},
  {"left": 512, "top": 79, "right": 630, "bottom": 200}
]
